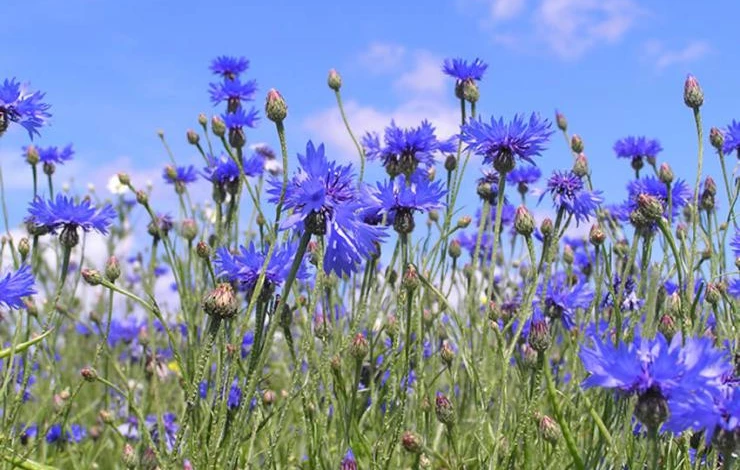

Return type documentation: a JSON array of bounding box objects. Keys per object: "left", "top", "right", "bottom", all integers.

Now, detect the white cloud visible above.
[
  {"left": 394, "top": 51, "right": 447, "bottom": 96},
  {"left": 358, "top": 42, "right": 407, "bottom": 73},
  {"left": 490, "top": 0, "right": 526, "bottom": 20},
  {"left": 644, "top": 40, "right": 711, "bottom": 70}
]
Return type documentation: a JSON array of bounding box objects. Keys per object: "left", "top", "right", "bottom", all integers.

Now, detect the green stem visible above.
[
  {"left": 543, "top": 358, "right": 585, "bottom": 470},
  {"left": 333, "top": 90, "right": 365, "bottom": 185}
]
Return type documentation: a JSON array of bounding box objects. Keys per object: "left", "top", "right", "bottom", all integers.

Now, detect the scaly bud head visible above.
[
  {"left": 265, "top": 89, "right": 288, "bottom": 123},
  {"left": 82, "top": 268, "right": 103, "bottom": 286},
  {"left": 211, "top": 115, "right": 226, "bottom": 137},
  {"left": 570, "top": 134, "right": 584, "bottom": 154},
  {"left": 186, "top": 129, "right": 200, "bottom": 145},
  {"left": 658, "top": 163, "right": 674, "bottom": 185},
  {"left": 555, "top": 110, "right": 567, "bottom": 131},
  {"left": 514, "top": 205, "right": 535, "bottom": 237},
  {"left": 435, "top": 393, "right": 455, "bottom": 426},
  {"left": 25, "top": 145, "right": 39, "bottom": 165},
  {"left": 401, "top": 431, "right": 423, "bottom": 454},
  {"left": 710, "top": 127, "right": 725, "bottom": 152},
  {"left": 196, "top": 240, "right": 211, "bottom": 259},
  {"left": 683, "top": 74, "right": 704, "bottom": 109},
  {"left": 572, "top": 153, "right": 589, "bottom": 177},
  {"left": 349, "top": 333, "right": 369, "bottom": 361},
  {"left": 327, "top": 69, "right": 342, "bottom": 91},
  {"left": 203, "top": 283, "right": 239, "bottom": 319},
  {"left": 448, "top": 239, "right": 462, "bottom": 259},
  {"left": 105, "top": 256, "right": 121, "bottom": 282},
  {"left": 540, "top": 218, "right": 554, "bottom": 238},
  {"left": 589, "top": 224, "right": 606, "bottom": 246}
]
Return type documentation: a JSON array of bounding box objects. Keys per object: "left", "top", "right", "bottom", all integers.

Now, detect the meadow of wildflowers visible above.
[{"left": 0, "top": 53, "right": 738, "bottom": 470}]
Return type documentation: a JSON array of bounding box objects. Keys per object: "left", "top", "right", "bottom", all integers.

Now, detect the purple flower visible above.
[
  {"left": 340, "top": 448, "right": 357, "bottom": 470},
  {"left": 0, "top": 265, "right": 36, "bottom": 310},
  {"left": 362, "top": 120, "right": 454, "bottom": 176},
  {"left": 210, "top": 56, "right": 250, "bottom": 79},
  {"left": 268, "top": 141, "right": 386, "bottom": 276},
  {"left": 163, "top": 165, "right": 198, "bottom": 186},
  {"left": 222, "top": 106, "right": 259, "bottom": 131},
  {"left": 506, "top": 165, "right": 541, "bottom": 194},
  {"left": 27, "top": 195, "right": 116, "bottom": 245},
  {"left": 536, "top": 274, "right": 593, "bottom": 330},
  {"left": 722, "top": 120, "right": 740, "bottom": 155},
  {"left": 617, "top": 176, "right": 692, "bottom": 227},
  {"left": 214, "top": 241, "right": 308, "bottom": 294},
  {"left": 0, "top": 78, "right": 51, "bottom": 139},
  {"left": 461, "top": 113, "right": 553, "bottom": 173},
  {"left": 442, "top": 58, "right": 488, "bottom": 82},
  {"left": 731, "top": 232, "right": 740, "bottom": 258},
  {"left": 26, "top": 144, "right": 74, "bottom": 165},
  {"left": 375, "top": 173, "right": 446, "bottom": 233},
  {"left": 209, "top": 77, "right": 258, "bottom": 106},
  {"left": 613, "top": 136, "right": 662, "bottom": 169},
  {"left": 543, "top": 170, "right": 602, "bottom": 225},
  {"left": 227, "top": 380, "right": 242, "bottom": 410}
]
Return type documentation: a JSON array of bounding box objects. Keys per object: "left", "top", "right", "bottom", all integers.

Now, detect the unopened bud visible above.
[
  {"left": 514, "top": 205, "right": 535, "bottom": 237},
  {"left": 401, "top": 431, "right": 423, "bottom": 454},
  {"left": 122, "top": 443, "right": 137, "bottom": 468},
  {"left": 540, "top": 218, "right": 554, "bottom": 238},
  {"left": 435, "top": 393, "right": 455, "bottom": 426},
  {"left": 82, "top": 268, "right": 103, "bottom": 286},
  {"left": 265, "top": 89, "right": 287, "bottom": 123},
  {"left": 589, "top": 224, "right": 606, "bottom": 246},
  {"left": 80, "top": 367, "right": 98, "bottom": 382},
  {"left": 203, "top": 283, "right": 238, "bottom": 319},
  {"left": 705, "top": 283, "right": 721, "bottom": 306},
  {"left": 211, "top": 115, "right": 226, "bottom": 137},
  {"left": 198, "top": 113, "right": 208, "bottom": 127},
  {"left": 658, "top": 163, "right": 674, "bottom": 185},
  {"left": 572, "top": 153, "right": 589, "bottom": 177},
  {"left": 637, "top": 193, "right": 664, "bottom": 221},
  {"left": 445, "top": 155, "right": 457, "bottom": 172},
  {"left": 196, "top": 241, "right": 211, "bottom": 259},
  {"left": 327, "top": 69, "right": 342, "bottom": 91},
  {"left": 349, "top": 333, "right": 369, "bottom": 361},
  {"left": 99, "top": 409, "right": 114, "bottom": 425},
  {"left": 440, "top": 341, "right": 455, "bottom": 366},
  {"left": 180, "top": 219, "right": 198, "bottom": 242},
  {"left": 402, "top": 264, "right": 420, "bottom": 292},
  {"left": 135, "top": 190, "right": 148, "bottom": 205},
  {"left": 528, "top": 319, "right": 551, "bottom": 352},
  {"left": 117, "top": 173, "right": 131, "bottom": 186},
  {"left": 555, "top": 110, "right": 567, "bottom": 131},
  {"left": 105, "top": 256, "right": 121, "bottom": 282},
  {"left": 683, "top": 74, "right": 704, "bottom": 109},
  {"left": 538, "top": 414, "right": 562, "bottom": 444},
  {"left": 448, "top": 239, "right": 461, "bottom": 259},
  {"left": 428, "top": 210, "right": 439, "bottom": 223},
  {"left": 25, "top": 145, "right": 39, "bottom": 165},
  {"left": 457, "top": 215, "right": 472, "bottom": 229},
  {"left": 570, "top": 134, "right": 584, "bottom": 154},
  {"left": 710, "top": 127, "right": 725, "bottom": 152},
  {"left": 18, "top": 238, "right": 30, "bottom": 261},
  {"left": 186, "top": 129, "right": 200, "bottom": 145},
  {"left": 562, "top": 245, "right": 574, "bottom": 265},
  {"left": 262, "top": 389, "right": 276, "bottom": 405}
]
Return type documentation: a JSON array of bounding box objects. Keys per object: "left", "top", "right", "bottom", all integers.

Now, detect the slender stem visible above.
[
  {"left": 542, "top": 357, "right": 585, "bottom": 470},
  {"left": 686, "top": 107, "right": 703, "bottom": 308},
  {"left": 333, "top": 90, "right": 365, "bottom": 185}
]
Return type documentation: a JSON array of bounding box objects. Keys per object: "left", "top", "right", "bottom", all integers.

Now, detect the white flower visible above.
[{"left": 107, "top": 175, "right": 127, "bottom": 195}]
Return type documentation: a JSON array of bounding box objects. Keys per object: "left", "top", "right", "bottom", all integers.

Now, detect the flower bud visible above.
[
  {"left": 658, "top": 163, "right": 674, "bottom": 185},
  {"left": 122, "top": 443, "right": 137, "bottom": 469},
  {"left": 589, "top": 224, "right": 606, "bottom": 246},
  {"left": 330, "top": 354, "right": 341, "bottom": 372},
  {"left": 99, "top": 409, "right": 114, "bottom": 425},
  {"left": 263, "top": 389, "right": 277, "bottom": 406},
  {"left": 117, "top": 172, "right": 131, "bottom": 186},
  {"left": 572, "top": 153, "right": 589, "bottom": 177},
  {"left": 186, "top": 129, "right": 200, "bottom": 145},
  {"left": 105, "top": 256, "right": 121, "bottom": 282},
  {"left": 435, "top": 393, "right": 455, "bottom": 426},
  {"left": 636, "top": 193, "right": 664, "bottom": 221},
  {"left": 180, "top": 219, "right": 198, "bottom": 242},
  {"left": 349, "top": 333, "right": 369, "bottom": 361},
  {"left": 538, "top": 414, "right": 562, "bottom": 444},
  {"left": 570, "top": 134, "right": 584, "bottom": 154},
  {"left": 444, "top": 155, "right": 457, "bottom": 172},
  {"left": 265, "top": 89, "right": 287, "bottom": 123},
  {"left": 540, "top": 218, "right": 553, "bottom": 238},
  {"left": 198, "top": 113, "right": 208, "bottom": 127},
  {"left": 327, "top": 69, "right": 342, "bottom": 91},
  {"left": 634, "top": 389, "right": 669, "bottom": 431},
  {"left": 196, "top": 241, "right": 211, "bottom": 259},
  {"left": 440, "top": 340, "right": 455, "bottom": 367},
  {"left": 25, "top": 145, "right": 39, "bottom": 165},
  {"left": 710, "top": 127, "right": 725, "bottom": 152},
  {"left": 562, "top": 245, "right": 574, "bottom": 265},
  {"left": 82, "top": 268, "right": 103, "bottom": 286},
  {"left": 211, "top": 115, "right": 226, "bottom": 137},
  {"left": 428, "top": 210, "right": 439, "bottom": 223},
  {"left": 386, "top": 315, "right": 399, "bottom": 340},
  {"left": 18, "top": 237, "right": 30, "bottom": 262},
  {"left": 457, "top": 215, "right": 472, "bottom": 229},
  {"left": 676, "top": 223, "right": 687, "bottom": 241},
  {"left": 555, "top": 110, "right": 567, "bottom": 132},
  {"left": 477, "top": 181, "right": 493, "bottom": 201},
  {"left": 705, "top": 283, "right": 721, "bottom": 306},
  {"left": 514, "top": 205, "right": 535, "bottom": 237},
  {"left": 401, "top": 431, "right": 423, "bottom": 454},
  {"left": 135, "top": 190, "right": 148, "bottom": 205},
  {"left": 80, "top": 367, "right": 98, "bottom": 382},
  {"left": 402, "top": 264, "right": 420, "bottom": 292},
  {"left": 448, "top": 239, "right": 461, "bottom": 259},
  {"left": 683, "top": 74, "right": 703, "bottom": 109},
  {"left": 528, "top": 319, "right": 551, "bottom": 352},
  {"left": 704, "top": 176, "right": 717, "bottom": 196},
  {"left": 519, "top": 344, "right": 538, "bottom": 369},
  {"left": 203, "top": 283, "right": 239, "bottom": 319}
]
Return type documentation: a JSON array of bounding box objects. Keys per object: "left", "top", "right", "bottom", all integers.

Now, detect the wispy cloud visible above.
[
  {"left": 643, "top": 40, "right": 711, "bottom": 70},
  {"left": 358, "top": 42, "right": 407, "bottom": 73},
  {"left": 489, "top": 0, "right": 526, "bottom": 20}
]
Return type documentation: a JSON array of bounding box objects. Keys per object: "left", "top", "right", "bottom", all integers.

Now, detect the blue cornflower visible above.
[
  {"left": 543, "top": 170, "right": 603, "bottom": 225},
  {"left": 601, "top": 275, "right": 643, "bottom": 312},
  {"left": 375, "top": 172, "right": 446, "bottom": 234},
  {"left": 362, "top": 120, "right": 454, "bottom": 177},
  {"left": 476, "top": 169, "right": 508, "bottom": 205},
  {"left": 613, "top": 136, "right": 662, "bottom": 171},
  {"left": 507, "top": 165, "right": 541, "bottom": 196},
  {"left": 0, "top": 78, "right": 51, "bottom": 139},
  {"left": 147, "top": 213, "right": 174, "bottom": 241},
  {"left": 27, "top": 195, "right": 116, "bottom": 247},
  {"left": 25, "top": 144, "right": 74, "bottom": 166},
  {"left": 209, "top": 77, "right": 258, "bottom": 107},
  {"left": 222, "top": 106, "right": 259, "bottom": 131},
  {"left": 667, "top": 386, "right": 740, "bottom": 444},
  {"left": 203, "top": 153, "right": 240, "bottom": 190},
  {"left": 147, "top": 413, "right": 178, "bottom": 452},
  {"left": 0, "top": 265, "right": 36, "bottom": 310},
  {"left": 536, "top": 274, "right": 593, "bottom": 330},
  {"left": 214, "top": 241, "right": 308, "bottom": 295},
  {"left": 731, "top": 233, "right": 740, "bottom": 258},
  {"left": 340, "top": 448, "right": 357, "bottom": 470},
  {"left": 210, "top": 56, "right": 250, "bottom": 79},
  {"left": 461, "top": 113, "right": 553, "bottom": 173},
  {"left": 227, "top": 380, "right": 242, "bottom": 410},
  {"left": 267, "top": 141, "right": 386, "bottom": 277},
  {"left": 241, "top": 331, "right": 254, "bottom": 359},
  {"left": 163, "top": 164, "right": 198, "bottom": 190},
  {"left": 45, "top": 424, "right": 62, "bottom": 444},
  {"left": 621, "top": 176, "right": 692, "bottom": 225},
  {"left": 442, "top": 58, "right": 488, "bottom": 82},
  {"left": 722, "top": 120, "right": 740, "bottom": 155}
]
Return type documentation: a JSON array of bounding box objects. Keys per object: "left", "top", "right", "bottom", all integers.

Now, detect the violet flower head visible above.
[
  {"left": 442, "top": 58, "right": 488, "bottom": 82},
  {"left": 267, "top": 141, "right": 386, "bottom": 277},
  {"left": 613, "top": 136, "right": 662, "bottom": 171},
  {"left": 731, "top": 232, "right": 740, "bottom": 258},
  {"left": 0, "top": 78, "right": 51, "bottom": 139},
  {"left": 210, "top": 56, "right": 250, "bottom": 79},
  {"left": 222, "top": 106, "right": 260, "bottom": 131},
  {"left": 362, "top": 120, "right": 454, "bottom": 178},
  {"left": 543, "top": 170, "right": 603, "bottom": 225},
  {"left": 27, "top": 195, "right": 116, "bottom": 247},
  {"left": 340, "top": 448, "right": 357, "bottom": 470},
  {"left": 0, "top": 265, "right": 36, "bottom": 310},
  {"left": 375, "top": 172, "right": 447, "bottom": 234},
  {"left": 507, "top": 165, "right": 542, "bottom": 196},
  {"left": 619, "top": 176, "right": 692, "bottom": 227},
  {"left": 461, "top": 113, "right": 553, "bottom": 173},
  {"left": 163, "top": 165, "right": 198, "bottom": 187},
  {"left": 28, "top": 144, "right": 74, "bottom": 165},
  {"left": 209, "top": 77, "right": 258, "bottom": 107},
  {"left": 536, "top": 273, "right": 593, "bottom": 330},
  {"left": 722, "top": 119, "right": 740, "bottom": 155}
]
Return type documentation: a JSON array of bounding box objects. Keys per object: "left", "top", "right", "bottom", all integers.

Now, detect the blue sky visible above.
[{"left": 0, "top": 0, "right": 738, "bottom": 227}]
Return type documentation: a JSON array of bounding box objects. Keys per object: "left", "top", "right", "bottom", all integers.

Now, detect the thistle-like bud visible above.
[
  {"left": 196, "top": 241, "right": 211, "bottom": 259},
  {"left": 122, "top": 443, "right": 137, "bottom": 469},
  {"left": 402, "top": 264, "right": 420, "bottom": 292},
  {"left": 457, "top": 215, "right": 472, "bottom": 229},
  {"left": 537, "top": 414, "right": 562, "bottom": 444},
  {"left": 18, "top": 237, "right": 30, "bottom": 262},
  {"left": 514, "top": 205, "right": 535, "bottom": 237},
  {"left": 349, "top": 333, "right": 369, "bottom": 361},
  {"left": 520, "top": 344, "right": 538, "bottom": 369},
  {"left": 477, "top": 181, "right": 493, "bottom": 201},
  {"left": 570, "top": 134, "right": 584, "bottom": 154},
  {"left": 180, "top": 219, "right": 198, "bottom": 242},
  {"left": 82, "top": 268, "right": 103, "bottom": 286},
  {"left": 263, "top": 389, "right": 277, "bottom": 406},
  {"left": 80, "top": 367, "right": 98, "bottom": 382},
  {"left": 448, "top": 239, "right": 461, "bottom": 259},
  {"left": 135, "top": 190, "right": 148, "bottom": 205},
  {"left": 265, "top": 89, "right": 288, "bottom": 123},
  {"left": 203, "top": 283, "right": 239, "bottom": 319},
  {"left": 683, "top": 74, "right": 704, "bottom": 109},
  {"left": 658, "top": 163, "right": 674, "bottom": 185},
  {"left": 528, "top": 318, "right": 551, "bottom": 352},
  {"left": 327, "top": 69, "right": 342, "bottom": 91},
  {"left": 705, "top": 283, "right": 721, "bottom": 306},
  {"left": 636, "top": 193, "right": 664, "bottom": 222},
  {"left": 197, "top": 113, "right": 208, "bottom": 127},
  {"left": 386, "top": 315, "right": 399, "bottom": 340},
  {"left": 435, "top": 393, "right": 455, "bottom": 426},
  {"left": 186, "top": 129, "right": 200, "bottom": 145},
  {"left": 589, "top": 224, "right": 606, "bottom": 246},
  {"left": 710, "top": 127, "right": 725, "bottom": 152},
  {"left": 540, "top": 218, "right": 554, "bottom": 238},
  {"left": 572, "top": 153, "right": 589, "bottom": 177},
  {"left": 117, "top": 172, "right": 131, "bottom": 186},
  {"left": 562, "top": 245, "right": 574, "bottom": 265},
  {"left": 105, "top": 256, "right": 121, "bottom": 282},
  {"left": 428, "top": 210, "right": 439, "bottom": 223},
  {"left": 704, "top": 176, "right": 717, "bottom": 196},
  {"left": 676, "top": 223, "right": 687, "bottom": 241},
  {"left": 25, "top": 145, "right": 39, "bottom": 165},
  {"left": 99, "top": 409, "right": 114, "bottom": 425},
  {"left": 401, "top": 431, "right": 423, "bottom": 454},
  {"left": 211, "top": 115, "right": 226, "bottom": 137},
  {"left": 440, "top": 340, "right": 455, "bottom": 367},
  {"left": 555, "top": 110, "right": 567, "bottom": 132}
]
